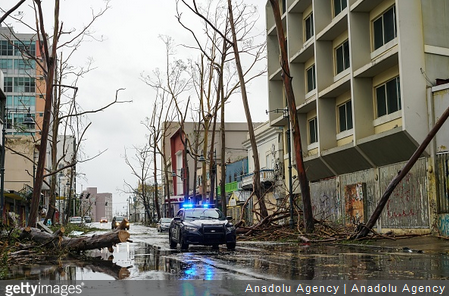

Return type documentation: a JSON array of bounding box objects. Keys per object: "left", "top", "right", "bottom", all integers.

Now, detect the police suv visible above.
[{"left": 168, "top": 204, "right": 236, "bottom": 250}]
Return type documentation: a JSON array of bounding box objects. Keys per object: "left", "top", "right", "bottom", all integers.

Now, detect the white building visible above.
[{"left": 265, "top": 0, "right": 449, "bottom": 234}]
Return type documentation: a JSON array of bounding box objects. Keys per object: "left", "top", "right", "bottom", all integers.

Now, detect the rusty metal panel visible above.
[
  {"left": 436, "top": 152, "right": 449, "bottom": 213},
  {"left": 344, "top": 183, "right": 366, "bottom": 227},
  {"left": 310, "top": 178, "right": 340, "bottom": 222},
  {"left": 379, "top": 158, "right": 429, "bottom": 228},
  {"left": 340, "top": 169, "right": 378, "bottom": 222}
]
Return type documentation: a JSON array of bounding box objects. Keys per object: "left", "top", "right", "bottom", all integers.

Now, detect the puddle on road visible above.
[{"left": 4, "top": 240, "right": 449, "bottom": 280}]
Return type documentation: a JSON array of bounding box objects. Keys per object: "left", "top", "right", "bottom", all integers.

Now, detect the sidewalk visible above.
[{"left": 352, "top": 235, "right": 449, "bottom": 254}]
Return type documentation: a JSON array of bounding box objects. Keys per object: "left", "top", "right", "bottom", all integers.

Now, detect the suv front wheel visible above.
[
  {"left": 169, "top": 232, "right": 177, "bottom": 249},
  {"left": 226, "top": 242, "right": 236, "bottom": 250},
  {"left": 180, "top": 236, "right": 189, "bottom": 250}
]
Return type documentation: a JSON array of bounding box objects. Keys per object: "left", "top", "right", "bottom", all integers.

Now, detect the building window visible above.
[
  {"left": 305, "top": 13, "right": 314, "bottom": 41},
  {"left": 4, "top": 77, "right": 13, "bottom": 92},
  {"left": 334, "top": 0, "right": 347, "bottom": 16},
  {"left": 281, "top": 0, "right": 287, "bottom": 14},
  {"left": 7, "top": 95, "right": 36, "bottom": 108},
  {"left": 0, "top": 59, "right": 13, "bottom": 70},
  {"left": 309, "top": 117, "right": 318, "bottom": 144},
  {"left": 373, "top": 6, "right": 397, "bottom": 50},
  {"left": 335, "top": 40, "right": 350, "bottom": 74},
  {"left": 0, "top": 40, "right": 13, "bottom": 56},
  {"left": 14, "top": 41, "right": 36, "bottom": 57},
  {"left": 266, "top": 154, "right": 272, "bottom": 169},
  {"left": 376, "top": 76, "right": 401, "bottom": 117},
  {"left": 338, "top": 100, "right": 353, "bottom": 132},
  {"left": 14, "top": 59, "right": 36, "bottom": 74},
  {"left": 306, "top": 64, "right": 316, "bottom": 92},
  {"left": 14, "top": 77, "right": 35, "bottom": 93}
]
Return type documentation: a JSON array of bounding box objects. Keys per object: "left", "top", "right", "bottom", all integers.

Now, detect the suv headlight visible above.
[
  {"left": 226, "top": 225, "right": 235, "bottom": 233},
  {"left": 184, "top": 226, "right": 198, "bottom": 232}
]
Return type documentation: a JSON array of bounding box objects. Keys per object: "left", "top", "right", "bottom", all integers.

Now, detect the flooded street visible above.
[{"left": 5, "top": 223, "right": 449, "bottom": 280}]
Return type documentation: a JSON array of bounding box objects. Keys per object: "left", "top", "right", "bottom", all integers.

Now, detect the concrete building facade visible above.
[
  {"left": 1, "top": 26, "right": 44, "bottom": 193},
  {"left": 82, "top": 187, "right": 113, "bottom": 223},
  {"left": 265, "top": 0, "right": 449, "bottom": 234}
]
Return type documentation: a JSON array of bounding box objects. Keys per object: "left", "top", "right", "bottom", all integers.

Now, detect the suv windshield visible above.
[
  {"left": 115, "top": 217, "right": 124, "bottom": 221},
  {"left": 183, "top": 208, "right": 225, "bottom": 220}
]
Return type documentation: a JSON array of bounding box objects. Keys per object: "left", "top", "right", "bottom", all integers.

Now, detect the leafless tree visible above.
[
  {"left": 176, "top": 0, "right": 267, "bottom": 218},
  {"left": 141, "top": 36, "right": 192, "bottom": 217},
  {"left": 1, "top": 1, "right": 130, "bottom": 227},
  {"left": 123, "top": 144, "right": 154, "bottom": 223},
  {"left": 268, "top": 0, "right": 314, "bottom": 232}
]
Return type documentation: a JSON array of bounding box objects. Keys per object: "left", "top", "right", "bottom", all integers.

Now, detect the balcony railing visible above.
[{"left": 241, "top": 169, "right": 275, "bottom": 189}]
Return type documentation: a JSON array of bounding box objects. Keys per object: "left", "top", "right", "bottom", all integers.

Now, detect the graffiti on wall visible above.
[
  {"left": 380, "top": 158, "right": 429, "bottom": 228},
  {"left": 310, "top": 178, "right": 340, "bottom": 222},
  {"left": 438, "top": 214, "right": 449, "bottom": 236},
  {"left": 386, "top": 173, "right": 417, "bottom": 219}
]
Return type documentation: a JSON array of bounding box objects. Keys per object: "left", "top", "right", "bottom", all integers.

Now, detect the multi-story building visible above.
[
  {"left": 82, "top": 187, "right": 112, "bottom": 222},
  {"left": 0, "top": 26, "right": 43, "bottom": 138},
  {"left": 239, "top": 121, "right": 285, "bottom": 224},
  {"left": 162, "top": 121, "right": 256, "bottom": 216},
  {"left": 265, "top": 0, "right": 449, "bottom": 234},
  {"left": 1, "top": 26, "right": 46, "bottom": 223},
  {"left": 55, "top": 135, "right": 76, "bottom": 221}
]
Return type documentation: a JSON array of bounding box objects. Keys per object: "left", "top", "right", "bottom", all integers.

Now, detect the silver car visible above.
[
  {"left": 157, "top": 218, "right": 172, "bottom": 232},
  {"left": 68, "top": 216, "right": 83, "bottom": 224}
]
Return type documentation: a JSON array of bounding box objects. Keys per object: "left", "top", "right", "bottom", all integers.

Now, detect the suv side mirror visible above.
[
  {"left": 173, "top": 217, "right": 181, "bottom": 222},
  {"left": 226, "top": 216, "right": 233, "bottom": 220}
]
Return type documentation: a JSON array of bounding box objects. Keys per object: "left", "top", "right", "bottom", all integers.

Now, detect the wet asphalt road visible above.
[{"left": 6, "top": 222, "right": 449, "bottom": 280}]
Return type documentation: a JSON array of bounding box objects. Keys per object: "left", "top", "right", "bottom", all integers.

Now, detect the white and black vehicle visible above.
[{"left": 169, "top": 205, "right": 236, "bottom": 250}]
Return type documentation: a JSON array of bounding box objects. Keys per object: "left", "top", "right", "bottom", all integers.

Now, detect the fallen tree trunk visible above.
[
  {"left": 20, "top": 227, "right": 130, "bottom": 252},
  {"left": 63, "top": 230, "right": 130, "bottom": 251}
]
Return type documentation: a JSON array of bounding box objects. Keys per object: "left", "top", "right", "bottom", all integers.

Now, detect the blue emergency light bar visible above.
[{"left": 181, "top": 202, "right": 210, "bottom": 208}]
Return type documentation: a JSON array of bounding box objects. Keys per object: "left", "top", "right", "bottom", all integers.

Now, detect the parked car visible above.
[
  {"left": 100, "top": 217, "right": 108, "bottom": 223},
  {"left": 169, "top": 205, "right": 236, "bottom": 250},
  {"left": 111, "top": 216, "right": 130, "bottom": 230},
  {"left": 157, "top": 218, "right": 172, "bottom": 232},
  {"left": 68, "top": 216, "right": 83, "bottom": 225},
  {"left": 83, "top": 216, "right": 92, "bottom": 223}
]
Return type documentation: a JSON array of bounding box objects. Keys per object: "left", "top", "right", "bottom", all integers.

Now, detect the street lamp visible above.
[
  {"left": 0, "top": 107, "right": 35, "bottom": 223},
  {"left": 266, "top": 108, "right": 294, "bottom": 229},
  {"left": 58, "top": 173, "right": 63, "bottom": 224}
]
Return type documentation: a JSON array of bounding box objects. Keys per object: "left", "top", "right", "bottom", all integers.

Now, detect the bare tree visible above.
[
  {"left": 268, "top": 0, "right": 314, "bottom": 232},
  {"left": 1, "top": 1, "right": 130, "bottom": 227},
  {"left": 141, "top": 35, "right": 192, "bottom": 217},
  {"left": 177, "top": 0, "right": 266, "bottom": 217},
  {"left": 123, "top": 145, "right": 153, "bottom": 223},
  {"left": 146, "top": 94, "right": 175, "bottom": 219},
  {"left": 226, "top": 0, "right": 267, "bottom": 217}
]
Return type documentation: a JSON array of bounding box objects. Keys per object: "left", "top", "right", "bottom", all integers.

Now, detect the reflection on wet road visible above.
[{"left": 5, "top": 223, "right": 449, "bottom": 280}]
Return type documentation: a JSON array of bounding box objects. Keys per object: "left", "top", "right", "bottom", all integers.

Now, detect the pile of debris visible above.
[{"left": 1, "top": 217, "right": 131, "bottom": 267}]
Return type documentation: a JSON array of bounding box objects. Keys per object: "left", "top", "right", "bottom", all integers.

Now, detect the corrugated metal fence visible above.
[{"left": 436, "top": 152, "right": 449, "bottom": 213}]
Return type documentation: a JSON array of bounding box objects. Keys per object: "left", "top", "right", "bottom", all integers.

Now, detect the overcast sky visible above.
[{"left": 1, "top": 0, "right": 269, "bottom": 214}]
